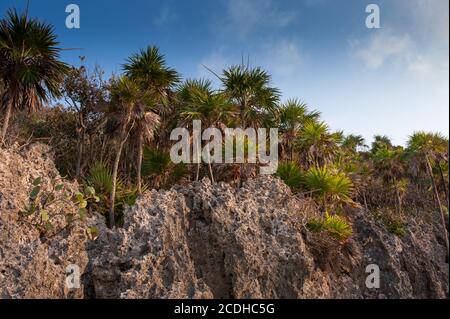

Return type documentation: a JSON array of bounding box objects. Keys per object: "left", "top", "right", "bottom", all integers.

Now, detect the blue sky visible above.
[{"left": 1, "top": 0, "right": 448, "bottom": 145}]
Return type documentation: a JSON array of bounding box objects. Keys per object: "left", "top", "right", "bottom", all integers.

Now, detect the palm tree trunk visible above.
[
  {"left": 1, "top": 101, "right": 13, "bottom": 145},
  {"left": 206, "top": 143, "right": 215, "bottom": 184},
  {"left": 426, "top": 155, "right": 449, "bottom": 259},
  {"left": 196, "top": 163, "right": 200, "bottom": 181},
  {"left": 108, "top": 135, "right": 127, "bottom": 229},
  {"left": 137, "top": 133, "right": 143, "bottom": 194}
]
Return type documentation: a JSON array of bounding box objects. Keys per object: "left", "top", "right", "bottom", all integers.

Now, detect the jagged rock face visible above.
[
  {"left": 1, "top": 144, "right": 448, "bottom": 299},
  {"left": 92, "top": 177, "right": 449, "bottom": 299},
  {"left": 0, "top": 144, "right": 102, "bottom": 299}
]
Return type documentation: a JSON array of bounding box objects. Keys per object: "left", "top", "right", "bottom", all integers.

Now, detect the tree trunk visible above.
[
  {"left": 137, "top": 133, "right": 143, "bottom": 194},
  {"left": 75, "top": 131, "right": 85, "bottom": 179},
  {"left": 206, "top": 143, "right": 215, "bottom": 184},
  {"left": 108, "top": 135, "right": 127, "bottom": 229},
  {"left": 426, "top": 155, "right": 449, "bottom": 259},
  {"left": 1, "top": 101, "right": 13, "bottom": 145},
  {"left": 195, "top": 163, "right": 200, "bottom": 181}
]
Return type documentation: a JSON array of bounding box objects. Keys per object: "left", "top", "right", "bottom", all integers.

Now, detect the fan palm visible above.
[
  {"left": 221, "top": 65, "right": 280, "bottom": 128},
  {"left": 123, "top": 46, "right": 179, "bottom": 193},
  {"left": 178, "top": 79, "right": 236, "bottom": 183},
  {"left": 371, "top": 135, "right": 393, "bottom": 154},
  {"left": 105, "top": 76, "right": 158, "bottom": 227},
  {"left": 278, "top": 99, "right": 321, "bottom": 161},
  {"left": 296, "top": 120, "right": 341, "bottom": 168},
  {"left": 304, "top": 166, "right": 354, "bottom": 211},
  {"left": 342, "top": 134, "right": 367, "bottom": 153},
  {"left": 0, "top": 9, "right": 69, "bottom": 143},
  {"left": 275, "top": 162, "right": 304, "bottom": 190},
  {"left": 407, "top": 132, "right": 449, "bottom": 258}
]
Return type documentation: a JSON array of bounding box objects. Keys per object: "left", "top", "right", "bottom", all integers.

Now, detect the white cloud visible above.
[
  {"left": 351, "top": 30, "right": 412, "bottom": 69},
  {"left": 154, "top": 6, "right": 177, "bottom": 26},
  {"left": 220, "top": 0, "right": 296, "bottom": 39},
  {"left": 259, "top": 39, "right": 304, "bottom": 78}
]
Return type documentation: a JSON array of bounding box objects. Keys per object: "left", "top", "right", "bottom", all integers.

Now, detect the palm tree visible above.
[
  {"left": 221, "top": 65, "right": 280, "bottom": 128},
  {"left": 296, "top": 120, "right": 341, "bottom": 168},
  {"left": 371, "top": 135, "right": 393, "bottom": 154},
  {"left": 123, "top": 46, "right": 179, "bottom": 193},
  {"left": 178, "top": 79, "right": 236, "bottom": 182},
  {"left": 0, "top": 9, "right": 69, "bottom": 144},
  {"left": 372, "top": 147, "right": 407, "bottom": 213},
  {"left": 304, "top": 166, "right": 354, "bottom": 212},
  {"left": 342, "top": 134, "right": 367, "bottom": 154},
  {"left": 105, "top": 76, "right": 157, "bottom": 227},
  {"left": 278, "top": 99, "right": 321, "bottom": 161},
  {"left": 407, "top": 132, "right": 449, "bottom": 259}
]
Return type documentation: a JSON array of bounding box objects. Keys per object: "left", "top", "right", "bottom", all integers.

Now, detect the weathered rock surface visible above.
[
  {"left": 1, "top": 144, "right": 448, "bottom": 299},
  {"left": 92, "top": 178, "right": 449, "bottom": 299},
  {"left": 0, "top": 144, "right": 102, "bottom": 299}
]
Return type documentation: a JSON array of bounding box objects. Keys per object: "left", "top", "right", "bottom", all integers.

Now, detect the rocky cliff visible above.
[{"left": 1, "top": 145, "right": 448, "bottom": 299}]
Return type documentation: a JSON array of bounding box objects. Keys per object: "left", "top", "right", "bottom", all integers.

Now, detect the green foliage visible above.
[
  {"left": 378, "top": 210, "right": 407, "bottom": 237},
  {"left": 306, "top": 218, "right": 325, "bottom": 232},
  {"left": 307, "top": 213, "right": 353, "bottom": 241},
  {"left": 304, "top": 166, "right": 353, "bottom": 207},
  {"left": 20, "top": 177, "right": 99, "bottom": 238},
  {"left": 142, "top": 147, "right": 171, "bottom": 176},
  {"left": 87, "top": 162, "right": 119, "bottom": 194},
  {"left": 276, "top": 162, "right": 304, "bottom": 190}
]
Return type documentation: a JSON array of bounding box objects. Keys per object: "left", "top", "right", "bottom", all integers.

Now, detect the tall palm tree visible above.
[
  {"left": 178, "top": 79, "right": 236, "bottom": 182},
  {"left": 123, "top": 46, "right": 179, "bottom": 193},
  {"left": 221, "top": 65, "right": 280, "bottom": 184},
  {"left": 278, "top": 99, "right": 321, "bottom": 161},
  {"left": 221, "top": 65, "right": 280, "bottom": 128},
  {"left": 0, "top": 9, "right": 69, "bottom": 144},
  {"left": 296, "top": 120, "right": 341, "bottom": 168},
  {"left": 372, "top": 147, "right": 406, "bottom": 213},
  {"left": 371, "top": 135, "right": 393, "bottom": 154},
  {"left": 342, "top": 134, "right": 367, "bottom": 154},
  {"left": 407, "top": 132, "right": 449, "bottom": 259},
  {"left": 106, "top": 76, "right": 158, "bottom": 227}
]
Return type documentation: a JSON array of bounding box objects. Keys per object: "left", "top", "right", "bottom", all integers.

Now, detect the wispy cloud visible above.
[
  {"left": 154, "top": 6, "right": 177, "bottom": 26},
  {"left": 218, "top": 0, "right": 296, "bottom": 39},
  {"left": 351, "top": 30, "right": 412, "bottom": 69}
]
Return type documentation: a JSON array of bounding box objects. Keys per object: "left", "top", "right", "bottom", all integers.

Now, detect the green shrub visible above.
[
  {"left": 275, "top": 162, "right": 304, "bottom": 190},
  {"left": 323, "top": 213, "right": 353, "bottom": 241},
  {"left": 142, "top": 147, "right": 172, "bottom": 176},
  {"left": 20, "top": 177, "right": 99, "bottom": 238},
  {"left": 307, "top": 213, "right": 353, "bottom": 241},
  {"left": 304, "top": 166, "right": 353, "bottom": 207},
  {"left": 306, "top": 217, "right": 325, "bottom": 232},
  {"left": 376, "top": 210, "right": 407, "bottom": 237}
]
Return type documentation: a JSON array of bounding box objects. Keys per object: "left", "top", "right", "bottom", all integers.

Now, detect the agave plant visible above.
[{"left": 304, "top": 166, "right": 354, "bottom": 211}]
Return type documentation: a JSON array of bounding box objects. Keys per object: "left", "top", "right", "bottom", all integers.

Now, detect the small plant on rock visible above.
[
  {"left": 307, "top": 212, "right": 353, "bottom": 241},
  {"left": 20, "top": 177, "right": 100, "bottom": 239}
]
